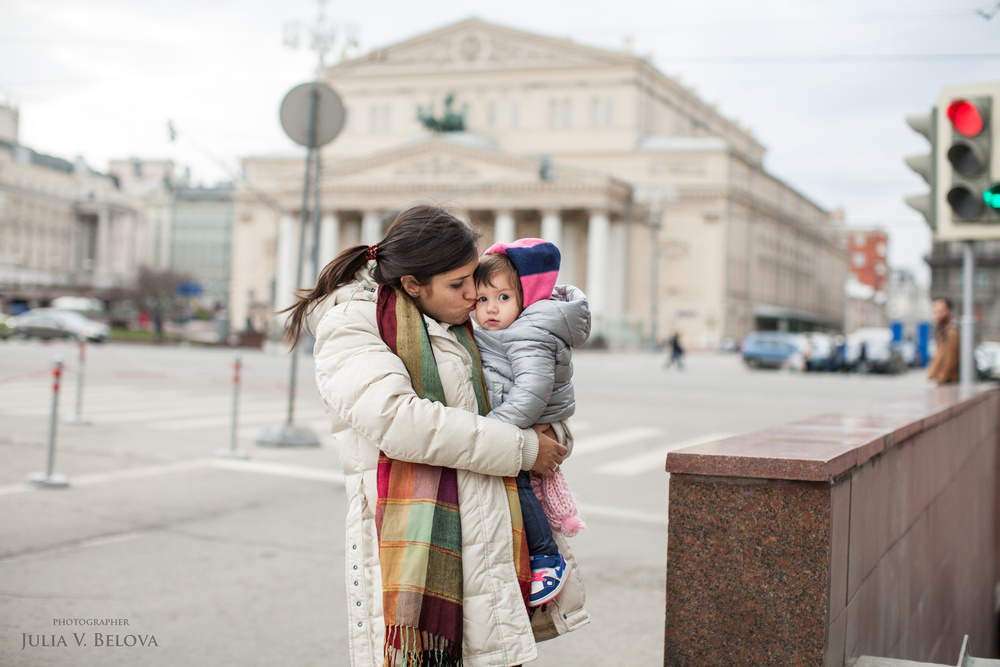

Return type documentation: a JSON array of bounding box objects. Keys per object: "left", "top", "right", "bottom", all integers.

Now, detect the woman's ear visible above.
[{"left": 400, "top": 275, "right": 422, "bottom": 298}]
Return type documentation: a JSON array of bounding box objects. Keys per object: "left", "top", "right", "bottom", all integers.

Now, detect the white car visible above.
[{"left": 12, "top": 309, "right": 110, "bottom": 343}]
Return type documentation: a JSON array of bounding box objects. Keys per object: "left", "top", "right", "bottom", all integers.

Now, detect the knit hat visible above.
[
  {"left": 530, "top": 470, "right": 587, "bottom": 537},
  {"left": 484, "top": 238, "right": 560, "bottom": 309}
]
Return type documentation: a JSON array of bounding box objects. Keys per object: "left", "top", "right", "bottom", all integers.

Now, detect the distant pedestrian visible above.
[
  {"left": 928, "top": 297, "right": 959, "bottom": 384},
  {"left": 664, "top": 332, "right": 684, "bottom": 370}
]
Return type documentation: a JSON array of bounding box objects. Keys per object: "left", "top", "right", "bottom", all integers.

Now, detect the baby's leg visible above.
[{"left": 515, "top": 471, "right": 558, "bottom": 557}]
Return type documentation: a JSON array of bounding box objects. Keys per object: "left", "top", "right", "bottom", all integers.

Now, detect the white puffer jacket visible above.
[{"left": 310, "top": 271, "right": 589, "bottom": 667}]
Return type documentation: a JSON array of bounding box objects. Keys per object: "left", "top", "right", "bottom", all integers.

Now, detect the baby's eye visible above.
[
  {"left": 499, "top": 294, "right": 510, "bottom": 302},
  {"left": 477, "top": 296, "right": 486, "bottom": 303}
]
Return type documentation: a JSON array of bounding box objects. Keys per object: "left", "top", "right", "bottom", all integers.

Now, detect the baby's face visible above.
[{"left": 475, "top": 274, "right": 521, "bottom": 331}]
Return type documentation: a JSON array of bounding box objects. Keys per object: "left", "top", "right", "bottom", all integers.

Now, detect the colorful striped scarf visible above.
[{"left": 375, "top": 285, "right": 530, "bottom": 667}]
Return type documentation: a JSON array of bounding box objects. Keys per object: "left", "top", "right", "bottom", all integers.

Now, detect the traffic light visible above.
[
  {"left": 927, "top": 81, "right": 1000, "bottom": 242},
  {"left": 904, "top": 107, "right": 937, "bottom": 230},
  {"left": 944, "top": 96, "right": 997, "bottom": 222}
]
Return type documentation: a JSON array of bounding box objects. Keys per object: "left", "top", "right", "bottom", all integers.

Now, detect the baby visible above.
[{"left": 472, "top": 238, "right": 590, "bottom": 607}]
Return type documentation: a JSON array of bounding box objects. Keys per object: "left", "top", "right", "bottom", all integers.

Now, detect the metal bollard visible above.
[
  {"left": 65, "top": 339, "right": 91, "bottom": 424},
  {"left": 216, "top": 356, "right": 249, "bottom": 460},
  {"left": 26, "top": 357, "right": 70, "bottom": 488}
]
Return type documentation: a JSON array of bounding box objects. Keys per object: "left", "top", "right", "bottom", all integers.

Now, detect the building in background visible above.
[
  {"left": 927, "top": 240, "right": 1000, "bottom": 343},
  {"left": 835, "top": 227, "right": 890, "bottom": 331},
  {"left": 170, "top": 185, "right": 234, "bottom": 306},
  {"left": 231, "top": 19, "right": 847, "bottom": 347},
  {"left": 0, "top": 103, "right": 143, "bottom": 313},
  {"left": 109, "top": 159, "right": 236, "bottom": 310}
]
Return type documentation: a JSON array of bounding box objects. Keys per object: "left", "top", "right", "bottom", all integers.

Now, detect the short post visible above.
[
  {"left": 216, "top": 356, "right": 249, "bottom": 459},
  {"left": 26, "top": 357, "right": 70, "bottom": 488},
  {"left": 65, "top": 339, "right": 91, "bottom": 424}
]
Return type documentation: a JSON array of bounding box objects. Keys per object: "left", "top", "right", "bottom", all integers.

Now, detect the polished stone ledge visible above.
[{"left": 664, "top": 385, "right": 997, "bottom": 483}]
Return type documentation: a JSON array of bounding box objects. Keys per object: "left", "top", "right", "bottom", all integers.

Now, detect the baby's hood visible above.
[{"left": 516, "top": 284, "right": 591, "bottom": 348}]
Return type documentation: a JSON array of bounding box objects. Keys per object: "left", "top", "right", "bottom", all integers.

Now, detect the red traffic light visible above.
[{"left": 946, "top": 99, "right": 985, "bottom": 137}]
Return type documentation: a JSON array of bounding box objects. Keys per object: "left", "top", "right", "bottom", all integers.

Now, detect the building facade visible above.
[
  {"left": 0, "top": 105, "right": 143, "bottom": 312},
  {"left": 232, "top": 19, "right": 847, "bottom": 347},
  {"left": 928, "top": 240, "right": 1000, "bottom": 343}
]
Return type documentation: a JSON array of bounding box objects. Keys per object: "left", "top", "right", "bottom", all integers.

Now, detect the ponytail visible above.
[
  {"left": 281, "top": 204, "right": 479, "bottom": 347},
  {"left": 282, "top": 244, "right": 369, "bottom": 347}
]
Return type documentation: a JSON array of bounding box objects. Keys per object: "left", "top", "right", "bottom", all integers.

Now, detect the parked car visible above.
[
  {"left": 741, "top": 331, "right": 798, "bottom": 369},
  {"left": 844, "top": 328, "right": 906, "bottom": 374},
  {"left": 798, "top": 332, "right": 835, "bottom": 371},
  {"left": 11, "top": 309, "right": 110, "bottom": 342},
  {"left": 0, "top": 314, "right": 14, "bottom": 340},
  {"left": 975, "top": 341, "right": 1000, "bottom": 381}
]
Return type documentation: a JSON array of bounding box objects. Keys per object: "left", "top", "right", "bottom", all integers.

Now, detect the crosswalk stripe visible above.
[
  {"left": 593, "top": 432, "right": 733, "bottom": 476},
  {"left": 571, "top": 427, "right": 663, "bottom": 456},
  {"left": 151, "top": 408, "right": 328, "bottom": 431},
  {"left": 82, "top": 400, "right": 292, "bottom": 424}
]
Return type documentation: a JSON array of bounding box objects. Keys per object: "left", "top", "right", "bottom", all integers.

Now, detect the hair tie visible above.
[{"left": 365, "top": 243, "right": 378, "bottom": 261}]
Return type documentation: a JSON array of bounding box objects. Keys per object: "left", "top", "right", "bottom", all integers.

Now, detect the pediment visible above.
[
  {"left": 332, "top": 18, "right": 636, "bottom": 75},
  {"left": 318, "top": 136, "right": 618, "bottom": 190}
]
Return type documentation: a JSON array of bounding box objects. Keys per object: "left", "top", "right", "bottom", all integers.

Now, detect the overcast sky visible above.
[{"left": 2, "top": 0, "right": 998, "bottom": 284}]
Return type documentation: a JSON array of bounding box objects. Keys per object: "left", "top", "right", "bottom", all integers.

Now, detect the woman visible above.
[{"left": 284, "top": 205, "right": 589, "bottom": 667}]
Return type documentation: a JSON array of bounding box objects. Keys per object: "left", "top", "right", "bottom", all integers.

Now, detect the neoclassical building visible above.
[
  {"left": 0, "top": 105, "right": 143, "bottom": 310},
  {"left": 232, "top": 19, "right": 846, "bottom": 347}
]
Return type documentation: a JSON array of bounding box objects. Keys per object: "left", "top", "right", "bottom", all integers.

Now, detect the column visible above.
[
  {"left": 540, "top": 209, "right": 562, "bottom": 249},
  {"left": 318, "top": 212, "right": 340, "bottom": 274},
  {"left": 361, "top": 210, "right": 382, "bottom": 246},
  {"left": 274, "top": 214, "right": 298, "bottom": 315},
  {"left": 494, "top": 209, "right": 515, "bottom": 245},
  {"left": 95, "top": 208, "right": 111, "bottom": 282},
  {"left": 561, "top": 220, "right": 580, "bottom": 287},
  {"left": 609, "top": 218, "right": 628, "bottom": 321},
  {"left": 586, "top": 209, "right": 610, "bottom": 336}
]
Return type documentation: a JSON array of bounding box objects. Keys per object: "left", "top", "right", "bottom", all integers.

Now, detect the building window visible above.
[
  {"left": 369, "top": 105, "right": 379, "bottom": 132},
  {"left": 852, "top": 252, "right": 866, "bottom": 269},
  {"left": 488, "top": 101, "right": 497, "bottom": 128},
  {"left": 511, "top": 101, "right": 519, "bottom": 127},
  {"left": 383, "top": 105, "right": 392, "bottom": 132},
  {"left": 591, "top": 98, "right": 601, "bottom": 126},
  {"left": 563, "top": 99, "right": 572, "bottom": 126},
  {"left": 606, "top": 98, "right": 614, "bottom": 125},
  {"left": 876, "top": 241, "right": 886, "bottom": 257},
  {"left": 549, "top": 100, "right": 559, "bottom": 127}
]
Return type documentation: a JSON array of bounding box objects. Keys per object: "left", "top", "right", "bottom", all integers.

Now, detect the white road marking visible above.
[
  {"left": 576, "top": 502, "right": 667, "bottom": 527},
  {"left": 571, "top": 427, "right": 663, "bottom": 456},
  {"left": 151, "top": 407, "right": 327, "bottom": 431},
  {"left": 212, "top": 459, "right": 344, "bottom": 484},
  {"left": 593, "top": 432, "right": 733, "bottom": 476},
  {"left": 0, "top": 458, "right": 344, "bottom": 495}
]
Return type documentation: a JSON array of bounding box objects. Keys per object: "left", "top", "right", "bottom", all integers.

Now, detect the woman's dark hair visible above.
[{"left": 282, "top": 205, "right": 480, "bottom": 346}]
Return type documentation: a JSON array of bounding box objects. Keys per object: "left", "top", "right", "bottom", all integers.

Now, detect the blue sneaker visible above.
[{"left": 528, "top": 554, "right": 571, "bottom": 607}]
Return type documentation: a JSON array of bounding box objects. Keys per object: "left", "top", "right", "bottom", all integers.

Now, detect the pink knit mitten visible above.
[{"left": 530, "top": 469, "right": 587, "bottom": 537}]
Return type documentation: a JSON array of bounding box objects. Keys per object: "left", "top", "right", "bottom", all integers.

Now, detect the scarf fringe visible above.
[{"left": 383, "top": 626, "right": 462, "bottom": 667}]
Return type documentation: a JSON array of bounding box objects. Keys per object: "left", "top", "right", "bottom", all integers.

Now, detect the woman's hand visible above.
[{"left": 529, "top": 424, "right": 567, "bottom": 477}]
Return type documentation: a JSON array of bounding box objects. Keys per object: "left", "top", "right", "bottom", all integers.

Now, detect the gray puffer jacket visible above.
[{"left": 474, "top": 285, "right": 591, "bottom": 428}]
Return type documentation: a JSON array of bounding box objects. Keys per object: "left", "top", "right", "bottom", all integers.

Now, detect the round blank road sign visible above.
[{"left": 280, "top": 82, "right": 346, "bottom": 148}]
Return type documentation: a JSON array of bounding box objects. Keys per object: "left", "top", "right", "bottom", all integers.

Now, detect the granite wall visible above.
[{"left": 663, "top": 386, "right": 999, "bottom": 666}]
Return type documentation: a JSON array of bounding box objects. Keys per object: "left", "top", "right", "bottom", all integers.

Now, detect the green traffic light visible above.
[{"left": 986, "top": 184, "right": 1000, "bottom": 210}]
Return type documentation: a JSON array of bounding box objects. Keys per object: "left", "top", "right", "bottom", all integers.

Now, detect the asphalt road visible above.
[{"left": 0, "top": 339, "right": 935, "bottom": 666}]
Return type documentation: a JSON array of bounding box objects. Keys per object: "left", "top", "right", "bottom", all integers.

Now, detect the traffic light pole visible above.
[{"left": 960, "top": 241, "right": 975, "bottom": 389}]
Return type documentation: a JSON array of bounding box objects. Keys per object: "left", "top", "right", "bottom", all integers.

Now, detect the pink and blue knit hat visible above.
[{"left": 484, "top": 238, "right": 561, "bottom": 309}]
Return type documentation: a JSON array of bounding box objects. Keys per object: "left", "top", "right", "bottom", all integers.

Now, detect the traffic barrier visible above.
[
  {"left": 64, "top": 340, "right": 91, "bottom": 424},
  {"left": 215, "top": 356, "right": 249, "bottom": 460},
  {"left": 26, "top": 357, "right": 70, "bottom": 488}
]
